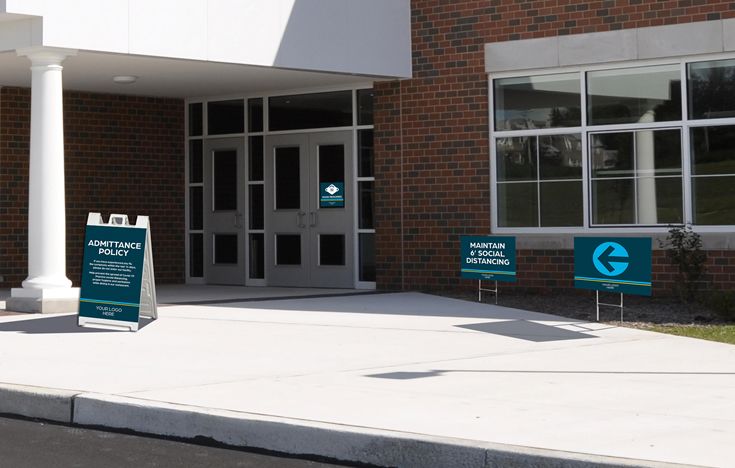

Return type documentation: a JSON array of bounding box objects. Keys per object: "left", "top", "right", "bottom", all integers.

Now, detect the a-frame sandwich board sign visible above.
[{"left": 78, "top": 213, "right": 158, "bottom": 331}]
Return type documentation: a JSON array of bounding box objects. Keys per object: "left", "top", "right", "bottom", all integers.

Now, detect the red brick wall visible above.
[
  {"left": 0, "top": 87, "right": 185, "bottom": 288},
  {"left": 373, "top": 1, "right": 735, "bottom": 293}
]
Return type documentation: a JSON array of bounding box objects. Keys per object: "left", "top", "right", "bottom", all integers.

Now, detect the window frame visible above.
[{"left": 489, "top": 54, "right": 735, "bottom": 234}]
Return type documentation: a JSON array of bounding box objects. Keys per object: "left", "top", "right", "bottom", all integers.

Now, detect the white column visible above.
[
  {"left": 636, "top": 110, "right": 658, "bottom": 224},
  {"left": 8, "top": 47, "right": 79, "bottom": 314}
]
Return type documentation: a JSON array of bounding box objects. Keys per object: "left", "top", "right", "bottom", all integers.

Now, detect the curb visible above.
[
  {"left": 0, "top": 383, "right": 78, "bottom": 422},
  {"left": 0, "top": 384, "right": 698, "bottom": 468}
]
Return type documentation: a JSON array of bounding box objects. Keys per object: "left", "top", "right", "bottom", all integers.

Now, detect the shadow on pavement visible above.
[
  {"left": 197, "top": 292, "right": 582, "bottom": 322},
  {"left": 162, "top": 291, "right": 383, "bottom": 306},
  {"left": 0, "top": 315, "right": 154, "bottom": 334},
  {"left": 367, "top": 368, "right": 735, "bottom": 380},
  {"left": 455, "top": 320, "right": 596, "bottom": 342}
]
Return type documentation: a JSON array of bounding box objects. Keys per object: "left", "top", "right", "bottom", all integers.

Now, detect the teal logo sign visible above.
[
  {"left": 79, "top": 225, "right": 147, "bottom": 323},
  {"left": 320, "top": 182, "right": 344, "bottom": 208},
  {"left": 574, "top": 237, "right": 652, "bottom": 296},
  {"left": 460, "top": 236, "right": 516, "bottom": 282}
]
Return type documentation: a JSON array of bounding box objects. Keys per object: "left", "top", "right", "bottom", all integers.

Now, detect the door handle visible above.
[
  {"left": 297, "top": 211, "right": 306, "bottom": 228},
  {"left": 309, "top": 211, "right": 318, "bottom": 227},
  {"left": 234, "top": 212, "right": 244, "bottom": 229}
]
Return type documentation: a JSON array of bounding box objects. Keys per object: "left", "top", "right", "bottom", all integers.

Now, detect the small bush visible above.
[{"left": 659, "top": 224, "right": 707, "bottom": 302}]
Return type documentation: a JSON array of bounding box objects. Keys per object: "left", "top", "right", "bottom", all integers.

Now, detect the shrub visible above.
[{"left": 659, "top": 224, "right": 707, "bottom": 302}]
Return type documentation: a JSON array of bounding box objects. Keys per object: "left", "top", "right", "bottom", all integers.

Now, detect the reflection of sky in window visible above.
[
  {"left": 497, "top": 73, "right": 579, "bottom": 92},
  {"left": 588, "top": 65, "right": 678, "bottom": 100},
  {"left": 495, "top": 73, "right": 580, "bottom": 130}
]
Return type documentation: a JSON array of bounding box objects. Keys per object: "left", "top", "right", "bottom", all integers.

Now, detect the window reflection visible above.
[
  {"left": 587, "top": 65, "right": 681, "bottom": 125},
  {"left": 496, "top": 134, "right": 583, "bottom": 227},
  {"left": 592, "top": 179, "right": 635, "bottom": 224},
  {"left": 691, "top": 126, "right": 735, "bottom": 176},
  {"left": 691, "top": 125, "right": 735, "bottom": 225},
  {"left": 494, "top": 73, "right": 580, "bottom": 130},
  {"left": 496, "top": 136, "right": 536, "bottom": 181},
  {"left": 590, "top": 130, "right": 683, "bottom": 225},
  {"left": 539, "top": 134, "right": 582, "bottom": 180},
  {"left": 540, "top": 181, "right": 583, "bottom": 226},
  {"left": 492, "top": 61, "right": 735, "bottom": 228},
  {"left": 688, "top": 59, "right": 735, "bottom": 120},
  {"left": 693, "top": 176, "right": 735, "bottom": 225},
  {"left": 497, "top": 183, "right": 538, "bottom": 227}
]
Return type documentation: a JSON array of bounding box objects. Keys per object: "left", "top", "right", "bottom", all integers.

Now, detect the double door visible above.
[{"left": 265, "top": 131, "right": 354, "bottom": 288}]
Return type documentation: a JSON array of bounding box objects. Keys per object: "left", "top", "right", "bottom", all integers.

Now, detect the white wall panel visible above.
[
  {"left": 272, "top": 0, "right": 351, "bottom": 71},
  {"left": 207, "top": 0, "right": 290, "bottom": 66},
  {"left": 345, "top": 0, "right": 412, "bottom": 77},
  {"left": 0, "top": 18, "right": 40, "bottom": 52},
  {"left": 129, "top": 0, "right": 207, "bottom": 60},
  {"left": 3, "top": 0, "right": 44, "bottom": 16},
  {"left": 2, "top": 0, "right": 412, "bottom": 78},
  {"left": 7, "top": 0, "right": 128, "bottom": 53}
]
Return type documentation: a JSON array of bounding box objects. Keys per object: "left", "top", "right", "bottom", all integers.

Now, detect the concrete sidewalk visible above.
[{"left": 0, "top": 291, "right": 733, "bottom": 467}]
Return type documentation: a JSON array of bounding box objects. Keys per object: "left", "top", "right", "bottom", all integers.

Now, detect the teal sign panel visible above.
[
  {"left": 79, "top": 225, "right": 147, "bottom": 323},
  {"left": 460, "top": 236, "right": 516, "bottom": 282},
  {"left": 574, "top": 237, "right": 652, "bottom": 296},
  {"left": 320, "top": 182, "right": 344, "bottom": 208}
]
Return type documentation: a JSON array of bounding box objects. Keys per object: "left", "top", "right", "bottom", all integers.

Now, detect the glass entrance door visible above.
[
  {"left": 203, "top": 138, "right": 247, "bottom": 284},
  {"left": 265, "top": 131, "right": 354, "bottom": 287}
]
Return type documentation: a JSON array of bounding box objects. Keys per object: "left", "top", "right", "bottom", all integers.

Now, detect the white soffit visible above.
[
  {"left": 486, "top": 19, "right": 735, "bottom": 73},
  {"left": 0, "top": 50, "right": 378, "bottom": 98},
  {"left": 0, "top": 0, "right": 412, "bottom": 79}
]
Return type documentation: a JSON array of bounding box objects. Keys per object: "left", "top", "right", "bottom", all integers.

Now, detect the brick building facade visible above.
[
  {"left": 0, "top": 87, "right": 185, "bottom": 288},
  {"left": 1, "top": 1, "right": 734, "bottom": 300},
  {"left": 374, "top": 1, "right": 735, "bottom": 294}
]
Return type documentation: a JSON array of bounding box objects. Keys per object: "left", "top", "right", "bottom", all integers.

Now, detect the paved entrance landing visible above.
[
  {"left": 0, "top": 286, "right": 375, "bottom": 313},
  {"left": 156, "top": 285, "right": 377, "bottom": 305},
  {"left": 0, "top": 291, "right": 733, "bottom": 467}
]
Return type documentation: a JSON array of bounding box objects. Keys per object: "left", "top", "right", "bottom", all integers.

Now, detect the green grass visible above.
[{"left": 643, "top": 324, "right": 735, "bottom": 345}]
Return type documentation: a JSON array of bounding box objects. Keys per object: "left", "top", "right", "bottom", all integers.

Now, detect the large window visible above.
[{"left": 492, "top": 58, "right": 735, "bottom": 229}]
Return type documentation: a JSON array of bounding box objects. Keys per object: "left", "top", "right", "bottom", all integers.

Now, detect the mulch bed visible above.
[{"left": 438, "top": 290, "right": 725, "bottom": 326}]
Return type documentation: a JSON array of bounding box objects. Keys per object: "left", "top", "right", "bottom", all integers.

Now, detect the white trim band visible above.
[{"left": 486, "top": 19, "right": 735, "bottom": 73}]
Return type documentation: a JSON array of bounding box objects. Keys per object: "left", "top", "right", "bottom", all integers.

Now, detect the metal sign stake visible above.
[
  {"left": 478, "top": 280, "right": 499, "bottom": 304},
  {"left": 596, "top": 291, "right": 624, "bottom": 322}
]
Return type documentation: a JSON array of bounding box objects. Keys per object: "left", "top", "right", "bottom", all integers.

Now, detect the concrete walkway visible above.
[{"left": 0, "top": 290, "right": 733, "bottom": 467}]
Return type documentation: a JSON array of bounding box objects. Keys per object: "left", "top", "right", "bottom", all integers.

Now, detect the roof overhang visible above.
[
  {"left": 0, "top": 50, "right": 385, "bottom": 98},
  {"left": 0, "top": 0, "right": 412, "bottom": 98}
]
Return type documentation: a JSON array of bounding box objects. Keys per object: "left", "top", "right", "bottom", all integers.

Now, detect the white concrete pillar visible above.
[
  {"left": 8, "top": 47, "right": 79, "bottom": 314},
  {"left": 636, "top": 110, "right": 658, "bottom": 224}
]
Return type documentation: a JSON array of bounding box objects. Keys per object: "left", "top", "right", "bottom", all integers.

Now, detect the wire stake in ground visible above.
[
  {"left": 596, "top": 291, "right": 624, "bottom": 322},
  {"left": 479, "top": 280, "right": 499, "bottom": 305}
]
